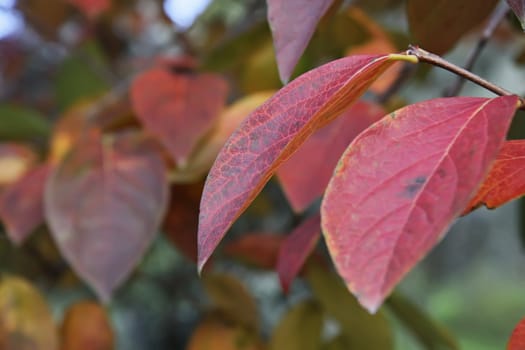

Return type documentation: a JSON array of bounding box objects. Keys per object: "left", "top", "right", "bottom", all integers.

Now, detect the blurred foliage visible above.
[{"left": 0, "top": 0, "right": 524, "bottom": 349}]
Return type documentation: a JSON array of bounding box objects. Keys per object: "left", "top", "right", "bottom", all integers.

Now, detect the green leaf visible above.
[
  {"left": 305, "top": 264, "right": 394, "bottom": 349},
  {"left": 320, "top": 335, "right": 349, "bottom": 350},
  {"left": 269, "top": 300, "right": 324, "bottom": 350},
  {"left": 202, "top": 273, "right": 260, "bottom": 331},
  {"left": 0, "top": 105, "right": 51, "bottom": 140},
  {"left": 387, "top": 292, "right": 458, "bottom": 349},
  {"left": 55, "top": 41, "right": 109, "bottom": 110}
]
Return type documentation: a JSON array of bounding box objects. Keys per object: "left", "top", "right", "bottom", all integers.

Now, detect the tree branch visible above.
[
  {"left": 444, "top": 2, "right": 510, "bottom": 96},
  {"left": 407, "top": 45, "right": 523, "bottom": 106}
]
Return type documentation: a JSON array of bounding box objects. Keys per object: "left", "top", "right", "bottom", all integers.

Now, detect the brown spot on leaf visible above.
[{"left": 404, "top": 176, "right": 426, "bottom": 197}]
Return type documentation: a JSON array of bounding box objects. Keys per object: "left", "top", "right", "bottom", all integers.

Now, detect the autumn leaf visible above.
[
  {"left": 171, "top": 92, "right": 273, "bottom": 183},
  {"left": 507, "top": 0, "right": 525, "bottom": 30},
  {"left": 321, "top": 95, "right": 518, "bottom": 312},
  {"left": 60, "top": 301, "right": 114, "bottom": 350},
  {"left": 131, "top": 66, "right": 229, "bottom": 167},
  {"left": 267, "top": 0, "right": 336, "bottom": 83},
  {"left": 508, "top": 317, "right": 525, "bottom": 350},
  {"left": 277, "top": 214, "right": 321, "bottom": 292},
  {"left": 407, "top": 0, "right": 499, "bottom": 54},
  {"left": 48, "top": 102, "right": 95, "bottom": 164},
  {"left": 198, "top": 53, "right": 413, "bottom": 272},
  {"left": 277, "top": 101, "right": 385, "bottom": 212},
  {"left": 45, "top": 131, "right": 169, "bottom": 301},
  {"left": 0, "top": 164, "right": 50, "bottom": 245},
  {"left": 464, "top": 140, "right": 525, "bottom": 213},
  {"left": 0, "top": 276, "right": 59, "bottom": 350}
]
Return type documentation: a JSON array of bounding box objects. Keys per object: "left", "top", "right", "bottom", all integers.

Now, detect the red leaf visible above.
[
  {"left": 0, "top": 164, "right": 50, "bottom": 245},
  {"left": 131, "top": 67, "right": 229, "bottom": 166},
  {"left": 67, "top": 0, "right": 111, "bottom": 18},
  {"left": 321, "top": 96, "right": 518, "bottom": 312},
  {"left": 277, "top": 213, "right": 321, "bottom": 293},
  {"left": 45, "top": 132, "right": 169, "bottom": 301},
  {"left": 465, "top": 140, "right": 525, "bottom": 213},
  {"left": 277, "top": 101, "right": 385, "bottom": 212},
  {"left": 507, "top": 0, "right": 525, "bottom": 29},
  {"left": 198, "top": 54, "right": 407, "bottom": 272},
  {"left": 268, "top": 0, "right": 335, "bottom": 83},
  {"left": 508, "top": 317, "right": 525, "bottom": 350},
  {"left": 223, "top": 233, "right": 284, "bottom": 269}
]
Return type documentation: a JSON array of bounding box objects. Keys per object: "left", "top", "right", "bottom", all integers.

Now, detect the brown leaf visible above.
[
  {"left": 60, "top": 301, "right": 114, "bottom": 350},
  {"left": 407, "top": 0, "right": 499, "bottom": 54},
  {"left": 163, "top": 181, "right": 204, "bottom": 262}
]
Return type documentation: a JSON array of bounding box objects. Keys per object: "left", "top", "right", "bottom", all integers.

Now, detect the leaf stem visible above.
[
  {"left": 406, "top": 45, "right": 524, "bottom": 107},
  {"left": 444, "top": 2, "right": 510, "bottom": 96}
]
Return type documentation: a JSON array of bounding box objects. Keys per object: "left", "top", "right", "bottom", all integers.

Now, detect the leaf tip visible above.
[
  {"left": 197, "top": 250, "right": 210, "bottom": 275},
  {"left": 278, "top": 69, "right": 290, "bottom": 85},
  {"left": 357, "top": 294, "right": 383, "bottom": 314}
]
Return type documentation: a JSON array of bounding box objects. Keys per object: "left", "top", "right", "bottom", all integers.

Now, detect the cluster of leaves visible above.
[
  {"left": 198, "top": 0, "right": 525, "bottom": 347},
  {"left": 2, "top": 0, "right": 525, "bottom": 348},
  {"left": 0, "top": 275, "right": 113, "bottom": 350}
]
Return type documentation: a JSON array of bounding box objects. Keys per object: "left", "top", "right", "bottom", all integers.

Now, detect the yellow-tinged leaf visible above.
[
  {"left": 240, "top": 41, "right": 282, "bottom": 93},
  {"left": 320, "top": 335, "right": 349, "bottom": 350},
  {"left": 0, "top": 144, "right": 37, "bottom": 188},
  {"left": 268, "top": 300, "right": 323, "bottom": 350},
  {"left": 305, "top": 264, "right": 393, "bottom": 349},
  {"left": 49, "top": 102, "right": 96, "bottom": 164},
  {"left": 202, "top": 273, "right": 259, "bottom": 331},
  {"left": 186, "top": 316, "right": 264, "bottom": 350},
  {"left": 0, "top": 276, "right": 59, "bottom": 350}
]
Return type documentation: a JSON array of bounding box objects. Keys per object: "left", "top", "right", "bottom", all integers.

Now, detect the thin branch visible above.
[
  {"left": 444, "top": 1, "right": 510, "bottom": 96},
  {"left": 407, "top": 45, "right": 523, "bottom": 104}
]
